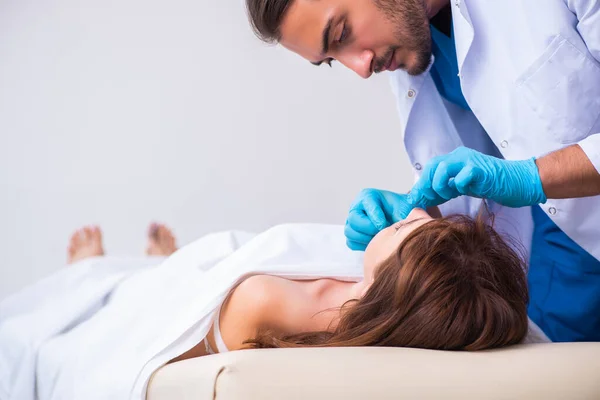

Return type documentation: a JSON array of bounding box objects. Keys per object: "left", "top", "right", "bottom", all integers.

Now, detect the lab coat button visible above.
[
  {"left": 549, "top": 207, "right": 557, "bottom": 215},
  {"left": 500, "top": 140, "right": 508, "bottom": 148},
  {"left": 407, "top": 89, "right": 416, "bottom": 98},
  {"left": 414, "top": 163, "right": 422, "bottom": 171},
  {"left": 455, "top": 0, "right": 460, "bottom": 7}
]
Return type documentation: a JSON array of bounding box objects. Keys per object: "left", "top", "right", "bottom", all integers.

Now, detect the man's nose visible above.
[{"left": 337, "top": 50, "right": 374, "bottom": 79}]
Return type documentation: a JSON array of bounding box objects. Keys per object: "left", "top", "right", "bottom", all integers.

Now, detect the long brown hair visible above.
[{"left": 246, "top": 214, "right": 529, "bottom": 351}]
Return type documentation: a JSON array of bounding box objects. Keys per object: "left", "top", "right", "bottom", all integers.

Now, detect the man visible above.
[{"left": 244, "top": 0, "right": 600, "bottom": 342}]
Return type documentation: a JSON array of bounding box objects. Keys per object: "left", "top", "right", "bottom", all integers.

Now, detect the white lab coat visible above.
[{"left": 389, "top": 0, "right": 600, "bottom": 261}]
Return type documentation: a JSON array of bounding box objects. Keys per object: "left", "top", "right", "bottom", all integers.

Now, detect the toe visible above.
[
  {"left": 92, "top": 225, "right": 103, "bottom": 246},
  {"left": 82, "top": 226, "right": 92, "bottom": 242},
  {"left": 76, "top": 228, "right": 86, "bottom": 246},
  {"left": 162, "top": 226, "right": 177, "bottom": 252},
  {"left": 156, "top": 225, "right": 168, "bottom": 243},
  {"left": 69, "top": 230, "right": 80, "bottom": 248},
  {"left": 148, "top": 223, "right": 159, "bottom": 240},
  {"left": 90, "top": 225, "right": 100, "bottom": 240}
]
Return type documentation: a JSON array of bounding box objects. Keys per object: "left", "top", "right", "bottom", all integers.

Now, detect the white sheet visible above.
[{"left": 0, "top": 223, "right": 549, "bottom": 400}]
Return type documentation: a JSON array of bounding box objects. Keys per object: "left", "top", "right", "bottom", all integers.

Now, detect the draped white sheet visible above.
[{"left": 0, "top": 223, "right": 548, "bottom": 400}]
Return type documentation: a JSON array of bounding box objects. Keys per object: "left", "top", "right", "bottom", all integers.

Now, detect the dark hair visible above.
[
  {"left": 245, "top": 0, "right": 295, "bottom": 43},
  {"left": 246, "top": 214, "right": 529, "bottom": 351}
]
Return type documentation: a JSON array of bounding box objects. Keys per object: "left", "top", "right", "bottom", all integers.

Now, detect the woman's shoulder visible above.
[
  {"left": 228, "top": 275, "right": 309, "bottom": 324},
  {"left": 218, "top": 275, "right": 303, "bottom": 350},
  {"left": 236, "top": 274, "right": 286, "bottom": 291},
  {"left": 232, "top": 275, "right": 294, "bottom": 308}
]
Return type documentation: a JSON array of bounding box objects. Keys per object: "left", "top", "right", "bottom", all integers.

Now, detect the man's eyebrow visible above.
[{"left": 321, "top": 17, "right": 333, "bottom": 56}]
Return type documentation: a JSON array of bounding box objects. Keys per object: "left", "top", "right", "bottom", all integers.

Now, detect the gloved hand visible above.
[
  {"left": 345, "top": 188, "right": 413, "bottom": 251},
  {"left": 408, "top": 146, "right": 547, "bottom": 209}
]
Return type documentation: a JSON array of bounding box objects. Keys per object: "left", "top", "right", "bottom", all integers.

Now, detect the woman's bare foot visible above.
[
  {"left": 146, "top": 223, "right": 178, "bottom": 256},
  {"left": 68, "top": 226, "right": 105, "bottom": 264}
]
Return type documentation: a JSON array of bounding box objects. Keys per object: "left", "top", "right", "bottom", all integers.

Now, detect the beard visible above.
[{"left": 373, "top": 0, "right": 432, "bottom": 76}]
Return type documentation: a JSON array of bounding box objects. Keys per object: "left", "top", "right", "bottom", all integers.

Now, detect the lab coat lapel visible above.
[{"left": 451, "top": 0, "right": 475, "bottom": 74}]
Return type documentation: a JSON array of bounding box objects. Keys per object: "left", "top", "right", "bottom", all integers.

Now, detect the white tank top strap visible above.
[
  {"left": 212, "top": 306, "right": 229, "bottom": 353},
  {"left": 203, "top": 337, "right": 216, "bottom": 354},
  {"left": 203, "top": 306, "right": 230, "bottom": 355}
]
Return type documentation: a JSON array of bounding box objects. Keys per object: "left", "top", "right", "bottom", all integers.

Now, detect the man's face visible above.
[{"left": 279, "top": 0, "right": 432, "bottom": 79}]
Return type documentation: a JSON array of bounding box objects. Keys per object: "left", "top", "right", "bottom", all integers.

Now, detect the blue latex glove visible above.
[
  {"left": 345, "top": 189, "right": 413, "bottom": 251},
  {"left": 408, "top": 146, "right": 547, "bottom": 209}
]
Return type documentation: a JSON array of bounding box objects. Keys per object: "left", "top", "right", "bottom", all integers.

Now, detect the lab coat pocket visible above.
[{"left": 516, "top": 35, "right": 600, "bottom": 144}]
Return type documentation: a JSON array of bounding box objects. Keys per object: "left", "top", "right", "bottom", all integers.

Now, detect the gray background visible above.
[{"left": 0, "top": 0, "right": 413, "bottom": 299}]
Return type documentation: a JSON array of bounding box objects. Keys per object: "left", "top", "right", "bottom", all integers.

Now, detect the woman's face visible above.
[{"left": 363, "top": 208, "right": 434, "bottom": 282}]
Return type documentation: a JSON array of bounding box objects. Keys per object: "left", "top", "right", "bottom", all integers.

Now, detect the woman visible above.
[
  {"left": 174, "top": 207, "right": 534, "bottom": 362},
  {"left": 66, "top": 208, "right": 537, "bottom": 359},
  {"left": 0, "top": 207, "right": 546, "bottom": 400}
]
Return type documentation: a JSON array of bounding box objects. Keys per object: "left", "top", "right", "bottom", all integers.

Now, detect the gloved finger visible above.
[
  {"left": 448, "top": 178, "right": 457, "bottom": 191},
  {"left": 361, "top": 195, "right": 389, "bottom": 231},
  {"left": 347, "top": 210, "right": 381, "bottom": 236},
  {"left": 432, "top": 161, "right": 464, "bottom": 200},
  {"left": 453, "top": 164, "right": 481, "bottom": 196},
  {"left": 407, "top": 156, "right": 443, "bottom": 205},
  {"left": 389, "top": 206, "right": 412, "bottom": 224},
  {"left": 450, "top": 146, "right": 472, "bottom": 159},
  {"left": 344, "top": 221, "right": 375, "bottom": 245},
  {"left": 382, "top": 198, "right": 412, "bottom": 223},
  {"left": 346, "top": 239, "right": 367, "bottom": 251},
  {"left": 425, "top": 154, "right": 445, "bottom": 172},
  {"left": 408, "top": 178, "right": 441, "bottom": 207}
]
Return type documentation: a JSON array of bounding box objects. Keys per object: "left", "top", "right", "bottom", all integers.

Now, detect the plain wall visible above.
[{"left": 0, "top": 0, "right": 413, "bottom": 299}]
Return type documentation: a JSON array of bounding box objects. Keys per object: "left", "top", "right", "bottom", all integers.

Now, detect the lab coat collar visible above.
[{"left": 450, "top": 0, "right": 475, "bottom": 74}]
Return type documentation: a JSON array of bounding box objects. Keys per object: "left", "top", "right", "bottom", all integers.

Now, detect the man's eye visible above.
[{"left": 338, "top": 24, "right": 348, "bottom": 44}]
